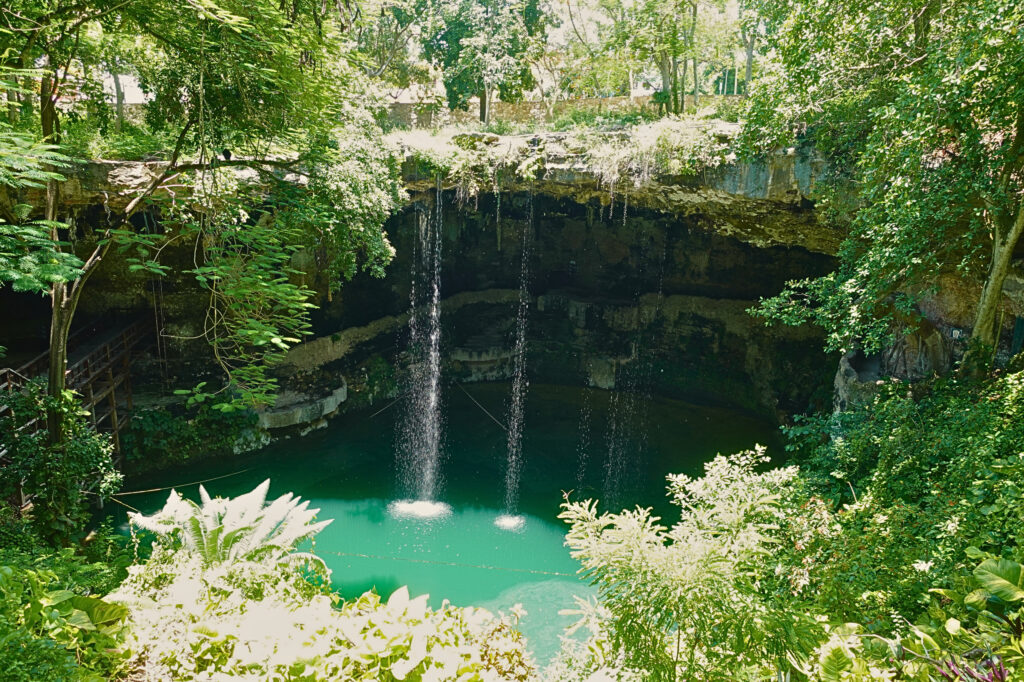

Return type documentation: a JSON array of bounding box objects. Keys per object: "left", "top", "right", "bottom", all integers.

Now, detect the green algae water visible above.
[{"left": 118, "top": 383, "right": 782, "bottom": 664}]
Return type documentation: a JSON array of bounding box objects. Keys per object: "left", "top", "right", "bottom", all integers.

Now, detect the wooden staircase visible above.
[{"left": 1, "top": 317, "right": 151, "bottom": 460}]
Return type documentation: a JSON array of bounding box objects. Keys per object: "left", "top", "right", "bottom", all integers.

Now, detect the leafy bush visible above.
[
  {"left": 120, "top": 404, "right": 261, "bottom": 472},
  {"left": 0, "top": 543, "right": 129, "bottom": 598},
  {"left": 60, "top": 118, "right": 179, "bottom": 161},
  {"left": 806, "top": 554, "right": 1024, "bottom": 681},
  {"left": 555, "top": 439, "right": 1024, "bottom": 681},
  {"left": 549, "top": 106, "right": 660, "bottom": 131},
  {"left": 0, "top": 381, "right": 121, "bottom": 546},
  {"left": 0, "top": 561, "right": 130, "bottom": 681},
  {"left": 114, "top": 481, "right": 535, "bottom": 681},
  {"left": 128, "top": 479, "right": 331, "bottom": 569},
  {"left": 787, "top": 371, "right": 1024, "bottom": 625},
  {"left": 558, "top": 447, "right": 823, "bottom": 681}
]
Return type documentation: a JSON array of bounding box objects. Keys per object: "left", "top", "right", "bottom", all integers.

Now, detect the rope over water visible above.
[
  {"left": 115, "top": 468, "right": 254, "bottom": 496},
  {"left": 455, "top": 382, "right": 509, "bottom": 432},
  {"left": 327, "top": 550, "right": 576, "bottom": 577}
]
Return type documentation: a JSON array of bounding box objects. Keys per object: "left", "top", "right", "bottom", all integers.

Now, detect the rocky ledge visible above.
[{"left": 395, "top": 124, "right": 843, "bottom": 255}]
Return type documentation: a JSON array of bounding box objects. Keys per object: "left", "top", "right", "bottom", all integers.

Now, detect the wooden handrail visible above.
[{"left": 1, "top": 317, "right": 152, "bottom": 457}]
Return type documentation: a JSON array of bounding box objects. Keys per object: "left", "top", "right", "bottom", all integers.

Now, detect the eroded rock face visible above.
[
  {"left": 6, "top": 152, "right": 839, "bottom": 422},
  {"left": 402, "top": 131, "right": 841, "bottom": 255},
  {"left": 881, "top": 321, "right": 952, "bottom": 381},
  {"left": 834, "top": 351, "right": 881, "bottom": 412},
  {"left": 288, "top": 192, "right": 836, "bottom": 419}
]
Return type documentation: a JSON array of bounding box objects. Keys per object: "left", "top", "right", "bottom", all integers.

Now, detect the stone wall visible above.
[{"left": 285, "top": 191, "right": 836, "bottom": 420}]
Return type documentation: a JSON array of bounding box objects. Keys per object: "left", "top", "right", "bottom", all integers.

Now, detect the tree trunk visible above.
[
  {"left": 479, "top": 87, "right": 490, "bottom": 124},
  {"left": 744, "top": 33, "right": 755, "bottom": 92},
  {"left": 679, "top": 61, "right": 687, "bottom": 114},
  {"left": 658, "top": 55, "right": 672, "bottom": 115},
  {"left": 47, "top": 284, "right": 72, "bottom": 443},
  {"left": 968, "top": 206, "right": 1024, "bottom": 359},
  {"left": 692, "top": 59, "right": 699, "bottom": 108},
  {"left": 6, "top": 72, "right": 19, "bottom": 124},
  {"left": 40, "top": 74, "right": 58, "bottom": 143},
  {"left": 44, "top": 174, "right": 70, "bottom": 443},
  {"left": 112, "top": 71, "right": 125, "bottom": 133},
  {"left": 40, "top": 72, "right": 70, "bottom": 443},
  {"left": 965, "top": 106, "right": 1024, "bottom": 370},
  {"left": 671, "top": 57, "right": 680, "bottom": 114}
]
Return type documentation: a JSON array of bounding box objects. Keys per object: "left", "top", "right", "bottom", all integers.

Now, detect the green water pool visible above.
[{"left": 117, "top": 383, "right": 783, "bottom": 664}]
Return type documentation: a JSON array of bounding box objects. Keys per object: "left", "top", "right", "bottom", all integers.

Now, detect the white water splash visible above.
[
  {"left": 494, "top": 514, "right": 527, "bottom": 532},
  {"left": 388, "top": 499, "right": 453, "bottom": 520}
]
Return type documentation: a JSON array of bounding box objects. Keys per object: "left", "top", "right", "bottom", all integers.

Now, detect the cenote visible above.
[
  {"left": 6, "top": 5, "right": 1020, "bottom": 677},
  {"left": 117, "top": 381, "right": 783, "bottom": 663}
]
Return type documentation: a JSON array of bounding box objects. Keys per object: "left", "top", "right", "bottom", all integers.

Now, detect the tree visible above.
[
  {"left": 598, "top": 0, "right": 734, "bottom": 115},
  {"left": 560, "top": 448, "right": 821, "bottom": 681},
  {"left": 0, "top": 0, "right": 400, "bottom": 440},
  {"left": 354, "top": 0, "right": 435, "bottom": 98},
  {"left": 737, "top": 0, "right": 761, "bottom": 92},
  {"left": 744, "top": 0, "right": 1024, "bottom": 365},
  {"left": 0, "top": 69, "right": 79, "bottom": 295},
  {"left": 422, "top": 0, "right": 544, "bottom": 123},
  {"left": 601, "top": 0, "right": 698, "bottom": 115}
]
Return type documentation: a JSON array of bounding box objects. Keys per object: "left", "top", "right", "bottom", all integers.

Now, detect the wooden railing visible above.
[{"left": 0, "top": 317, "right": 151, "bottom": 458}]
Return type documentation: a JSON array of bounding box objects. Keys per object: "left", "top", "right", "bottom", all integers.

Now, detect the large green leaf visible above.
[
  {"left": 973, "top": 559, "right": 1024, "bottom": 604},
  {"left": 70, "top": 596, "right": 128, "bottom": 627},
  {"left": 819, "top": 644, "right": 853, "bottom": 682}
]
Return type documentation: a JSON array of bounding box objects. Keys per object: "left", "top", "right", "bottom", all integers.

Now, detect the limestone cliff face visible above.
[
  {"left": 291, "top": 191, "right": 836, "bottom": 420},
  {"left": 5, "top": 144, "right": 839, "bottom": 421},
  {"left": 401, "top": 131, "right": 840, "bottom": 255},
  {"left": 36, "top": 129, "right": 838, "bottom": 254}
]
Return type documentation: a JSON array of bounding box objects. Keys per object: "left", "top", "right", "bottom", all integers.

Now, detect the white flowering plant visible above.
[
  {"left": 113, "top": 481, "right": 536, "bottom": 681},
  {"left": 556, "top": 447, "right": 825, "bottom": 682}
]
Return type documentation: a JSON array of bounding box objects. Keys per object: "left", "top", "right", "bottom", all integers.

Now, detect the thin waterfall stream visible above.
[
  {"left": 393, "top": 179, "right": 448, "bottom": 518},
  {"left": 497, "top": 192, "right": 534, "bottom": 529},
  {"left": 601, "top": 211, "right": 667, "bottom": 508}
]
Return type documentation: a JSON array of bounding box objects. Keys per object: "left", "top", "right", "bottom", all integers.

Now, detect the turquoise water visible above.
[{"left": 117, "top": 383, "right": 782, "bottom": 663}]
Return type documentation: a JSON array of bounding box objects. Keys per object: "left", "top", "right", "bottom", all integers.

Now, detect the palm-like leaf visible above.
[{"left": 128, "top": 479, "right": 333, "bottom": 567}]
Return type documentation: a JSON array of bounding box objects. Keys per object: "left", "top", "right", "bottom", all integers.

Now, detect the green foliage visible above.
[
  {"left": 803, "top": 554, "right": 1023, "bottom": 680},
  {"left": 397, "top": 117, "right": 734, "bottom": 204},
  {"left": 353, "top": 0, "right": 435, "bottom": 94},
  {"left": 112, "top": 481, "right": 535, "bottom": 680},
  {"left": 0, "top": 559, "right": 130, "bottom": 681},
  {"left": 560, "top": 447, "right": 823, "bottom": 680},
  {"left": 421, "top": 0, "right": 544, "bottom": 119},
  {"left": 129, "top": 479, "right": 332, "bottom": 569},
  {"left": 744, "top": 0, "right": 1024, "bottom": 353},
  {"left": 275, "top": 123, "right": 404, "bottom": 285},
  {"left": 120, "top": 403, "right": 259, "bottom": 471},
  {"left": 1, "top": 0, "right": 395, "bottom": 424},
  {"left": 0, "top": 506, "right": 39, "bottom": 553},
  {"left": 61, "top": 119, "right": 179, "bottom": 161},
  {"left": 0, "top": 218, "right": 84, "bottom": 292},
  {"left": 0, "top": 381, "right": 121, "bottom": 546},
  {"left": 556, "top": 425, "right": 1024, "bottom": 680},
  {"left": 782, "top": 371, "right": 1024, "bottom": 626},
  {"left": 0, "top": 537, "right": 130, "bottom": 598},
  {"left": 549, "top": 106, "right": 661, "bottom": 132},
  {"left": 0, "top": 66, "right": 81, "bottom": 293}
]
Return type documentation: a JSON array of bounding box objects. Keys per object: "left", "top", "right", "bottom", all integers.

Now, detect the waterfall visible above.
[
  {"left": 601, "top": 213, "right": 666, "bottom": 507},
  {"left": 396, "top": 179, "right": 445, "bottom": 505},
  {"left": 575, "top": 388, "right": 592, "bottom": 488},
  {"left": 502, "top": 192, "right": 533, "bottom": 516}
]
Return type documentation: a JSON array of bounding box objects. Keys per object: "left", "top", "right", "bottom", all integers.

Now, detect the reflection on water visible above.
[{"left": 117, "top": 383, "right": 782, "bottom": 663}]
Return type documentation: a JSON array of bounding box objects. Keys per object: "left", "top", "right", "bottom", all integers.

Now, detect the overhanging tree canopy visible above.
[
  {"left": 743, "top": 0, "right": 1024, "bottom": 363},
  {"left": 0, "top": 0, "right": 402, "bottom": 438}
]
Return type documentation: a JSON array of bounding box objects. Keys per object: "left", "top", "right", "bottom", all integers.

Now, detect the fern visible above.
[{"left": 129, "top": 479, "right": 332, "bottom": 568}]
